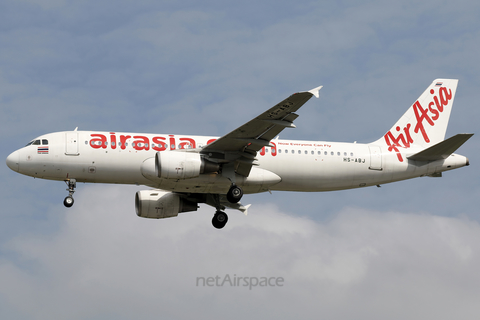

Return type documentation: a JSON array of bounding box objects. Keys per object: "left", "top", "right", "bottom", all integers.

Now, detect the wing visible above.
[{"left": 201, "top": 85, "right": 322, "bottom": 176}]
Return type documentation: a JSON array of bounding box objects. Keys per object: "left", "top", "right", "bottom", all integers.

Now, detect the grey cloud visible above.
[{"left": 2, "top": 186, "right": 480, "bottom": 319}]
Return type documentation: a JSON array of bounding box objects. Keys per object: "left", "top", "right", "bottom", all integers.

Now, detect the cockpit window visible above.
[{"left": 26, "top": 139, "right": 48, "bottom": 147}]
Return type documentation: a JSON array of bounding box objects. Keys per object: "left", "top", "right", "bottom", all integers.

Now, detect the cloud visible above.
[{"left": 1, "top": 185, "right": 480, "bottom": 320}]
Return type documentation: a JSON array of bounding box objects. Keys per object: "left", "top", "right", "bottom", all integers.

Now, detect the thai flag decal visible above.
[
  {"left": 435, "top": 82, "right": 443, "bottom": 87},
  {"left": 38, "top": 147, "right": 49, "bottom": 154}
]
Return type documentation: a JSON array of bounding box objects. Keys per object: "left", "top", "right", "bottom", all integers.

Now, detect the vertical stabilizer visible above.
[{"left": 373, "top": 79, "right": 458, "bottom": 162}]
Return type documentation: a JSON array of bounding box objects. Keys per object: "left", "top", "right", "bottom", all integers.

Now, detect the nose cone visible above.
[{"left": 6, "top": 150, "right": 20, "bottom": 172}]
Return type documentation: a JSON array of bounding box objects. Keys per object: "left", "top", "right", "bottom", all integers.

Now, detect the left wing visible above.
[{"left": 201, "top": 86, "right": 322, "bottom": 176}]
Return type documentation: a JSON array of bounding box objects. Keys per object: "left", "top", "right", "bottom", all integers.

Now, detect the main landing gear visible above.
[
  {"left": 63, "top": 179, "right": 76, "bottom": 208},
  {"left": 212, "top": 211, "right": 228, "bottom": 229},
  {"left": 210, "top": 184, "right": 244, "bottom": 229},
  {"left": 226, "top": 184, "right": 243, "bottom": 203}
]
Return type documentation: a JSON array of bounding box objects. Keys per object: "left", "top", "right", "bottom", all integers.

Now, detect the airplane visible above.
[{"left": 6, "top": 79, "right": 473, "bottom": 229}]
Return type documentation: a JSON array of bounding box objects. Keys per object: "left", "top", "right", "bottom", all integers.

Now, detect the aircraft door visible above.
[
  {"left": 368, "top": 145, "right": 382, "bottom": 171},
  {"left": 65, "top": 132, "right": 79, "bottom": 156}
]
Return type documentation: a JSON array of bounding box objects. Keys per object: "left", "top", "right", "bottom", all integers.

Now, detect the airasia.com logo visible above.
[
  {"left": 384, "top": 86, "right": 453, "bottom": 162},
  {"left": 88, "top": 133, "right": 278, "bottom": 157}
]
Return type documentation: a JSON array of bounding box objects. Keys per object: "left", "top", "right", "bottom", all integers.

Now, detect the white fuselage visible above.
[{"left": 8, "top": 130, "right": 469, "bottom": 195}]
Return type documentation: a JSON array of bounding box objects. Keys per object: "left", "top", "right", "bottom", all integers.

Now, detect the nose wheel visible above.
[
  {"left": 64, "top": 196, "right": 74, "bottom": 207},
  {"left": 64, "top": 179, "right": 76, "bottom": 208}
]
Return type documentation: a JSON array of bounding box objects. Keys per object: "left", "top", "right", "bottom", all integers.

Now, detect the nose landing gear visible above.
[{"left": 63, "top": 179, "right": 76, "bottom": 208}]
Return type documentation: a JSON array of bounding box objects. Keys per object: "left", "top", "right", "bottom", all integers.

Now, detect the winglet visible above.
[
  {"left": 308, "top": 85, "right": 323, "bottom": 98},
  {"left": 240, "top": 204, "right": 252, "bottom": 216}
]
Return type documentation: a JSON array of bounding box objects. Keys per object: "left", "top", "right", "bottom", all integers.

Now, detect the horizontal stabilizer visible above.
[{"left": 407, "top": 133, "right": 474, "bottom": 162}]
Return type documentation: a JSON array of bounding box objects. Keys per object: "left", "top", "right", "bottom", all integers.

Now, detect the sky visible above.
[{"left": 1, "top": 0, "right": 480, "bottom": 319}]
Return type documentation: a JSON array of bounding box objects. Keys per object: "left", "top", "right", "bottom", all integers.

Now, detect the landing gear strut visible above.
[{"left": 64, "top": 179, "right": 76, "bottom": 208}]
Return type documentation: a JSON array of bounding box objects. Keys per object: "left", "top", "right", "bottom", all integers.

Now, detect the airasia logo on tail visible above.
[{"left": 384, "top": 86, "right": 453, "bottom": 162}]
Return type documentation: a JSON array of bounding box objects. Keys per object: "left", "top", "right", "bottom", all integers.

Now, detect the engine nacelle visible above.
[
  {"left": 156, "top": 151, "right": 219, "bottom": 180},
  {"left": 135, "top": 190, "right": 198, "bottom": 219}
]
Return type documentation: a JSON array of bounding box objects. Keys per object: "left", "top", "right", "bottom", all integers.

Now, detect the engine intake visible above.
[{"left": 135, "top": 190, "right": 198, "bottom": 219}]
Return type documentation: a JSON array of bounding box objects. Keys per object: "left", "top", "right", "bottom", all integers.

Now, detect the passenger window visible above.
[
  {"left": 344, "top": 152, "right": 347, "bottom": 156},
  {"left": 298, "top": 150, "right": 301, "bottom": 154},
  {"left": 42, "top": 139, "right": 48, "bottom": 145},
  {"left": 324, "top": 151, "right": 327, "bottom": 155},
  {"left": 285, "top": 150, "right": 288, "bottom": 154},
  {"left": 337, "top": 152, "right": 340, "bottom": 156},
  {"left": 304, "top": 150, "right": 308, "bottom": 154},
  {"left": 278, "top": 149, "right": 282, "bottom": 153},
  {"left": 311, "top": 151, "right": 314, "bottom": 155},
  {"left": 350, "top": 152, "right": 354, "bottom": 156},
  {"left": 331, "top": 152, "right": 334, "bottom": 156}
]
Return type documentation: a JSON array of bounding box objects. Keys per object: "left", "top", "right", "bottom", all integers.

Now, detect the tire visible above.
[
  {"left": 226, "top": 185, "right": 243, "bottom": 203},
  {"left": 212, "top": 211, "right": 228, "bottom": 229},
  {"left": 64, "top": 196, "right": 74, "bottom": 208}
]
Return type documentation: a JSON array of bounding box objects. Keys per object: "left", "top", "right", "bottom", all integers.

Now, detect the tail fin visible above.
[{"left": 373, "top": 79, "right": 459, "bottom": 162}]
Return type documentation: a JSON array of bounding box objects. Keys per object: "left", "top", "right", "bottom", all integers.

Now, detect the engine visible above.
[
  {"left": 135, "top": 190, "right": 198, "bottom": 219},
  {"left": 155, "top": 151, "right": 219, "bottom": 179}
]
